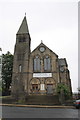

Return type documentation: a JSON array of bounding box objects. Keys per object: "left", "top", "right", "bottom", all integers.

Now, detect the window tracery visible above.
[
  {"left": 44, "top": 56, "right": 51, "bottom": 71},
  {"left": 33, "top": 56, "right": 41, "bottom": 71}
]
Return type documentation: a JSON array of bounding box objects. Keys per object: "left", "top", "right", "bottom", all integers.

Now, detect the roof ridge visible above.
[{"left": 31, "top": 42, "right": 58, "bottom": 57}]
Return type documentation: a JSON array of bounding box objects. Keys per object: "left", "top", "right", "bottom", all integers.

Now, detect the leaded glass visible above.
[
  {"left": 34, "top": 58, "right": 37, "bottom": 71},
  {"left": 33, "top": 56, "right": 40, "bottom": 71},
  {"left": 19, "top": 65, "right": 22, "bottom": 72},
  {"left": 47, "top": 57, "right": 50, "bottom": 70},
  {"left": 44, "top": 56, "right": 51, "bottom": 71}
]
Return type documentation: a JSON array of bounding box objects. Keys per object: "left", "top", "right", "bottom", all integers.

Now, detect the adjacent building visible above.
[{"left": 0, "top": 48, "right": 2, "bottom": 81}]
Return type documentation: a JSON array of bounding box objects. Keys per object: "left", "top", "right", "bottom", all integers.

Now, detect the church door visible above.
[{"left": 47, "top": 84, "right": 53, "bottom": 94}]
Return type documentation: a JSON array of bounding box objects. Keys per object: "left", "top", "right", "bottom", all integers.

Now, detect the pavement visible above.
[
  {"left": 1, "top": 106, "right": 78, "bottom": 118},
  {"left": 0, "top": 103, "right": 75, "bottom": 109}
]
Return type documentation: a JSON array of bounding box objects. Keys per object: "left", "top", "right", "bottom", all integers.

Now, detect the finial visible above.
[
  {"left": 25, "top": 12, "right": 26, "bottom": 16},
  {"left": 41, "top": 40, "right": 43, "bottom": 43}
]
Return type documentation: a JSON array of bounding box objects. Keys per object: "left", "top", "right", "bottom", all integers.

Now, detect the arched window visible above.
[
  {"left": 44, "top": 56, "right": 51, "bottom": 71},
  {"left": 33, "top": 56, "right": 41, "bottom": 71},
  {"left": 19, "top": 64, "right": 22, "bottom": 72}
]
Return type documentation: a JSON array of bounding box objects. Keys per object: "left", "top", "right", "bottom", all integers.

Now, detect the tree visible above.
[
  {"left": 57, "top": 83, "right": 71, "bottom": 101},
  {"left": 2, "top": 51, "right": 13, "bottom": 95}
]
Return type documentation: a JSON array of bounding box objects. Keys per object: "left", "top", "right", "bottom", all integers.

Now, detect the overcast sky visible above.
[{"left": 0, "top": 0, "right": 78, "bottom": 92}]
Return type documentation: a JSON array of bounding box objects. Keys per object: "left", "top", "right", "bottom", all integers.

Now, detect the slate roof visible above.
[{"left": 17, "top": 16, "right": 29, "bottom": 34}]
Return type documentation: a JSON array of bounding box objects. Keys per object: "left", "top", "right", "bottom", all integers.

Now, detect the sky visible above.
[{"left": 0, "top": 0, "right": 78, "bottom": 92}]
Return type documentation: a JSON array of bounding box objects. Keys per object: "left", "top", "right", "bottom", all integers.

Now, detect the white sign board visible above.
[
  {"left": 33, "top": 73, "right": 52, "bottom": 77},
  {"left": 40, "top": 84, "right": 45, "bottom": 90}
]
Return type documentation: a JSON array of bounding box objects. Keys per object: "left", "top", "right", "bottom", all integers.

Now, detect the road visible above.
[{"left": 0, "top": 106, "right": 79, "bottom": 118}]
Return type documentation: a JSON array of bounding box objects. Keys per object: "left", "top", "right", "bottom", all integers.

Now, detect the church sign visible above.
[
  {"left": 33, "top": 73, "right": 52, "bottom": 78},
  {"left": 40, "top": 84, "right": 45, "bottom": 90}
]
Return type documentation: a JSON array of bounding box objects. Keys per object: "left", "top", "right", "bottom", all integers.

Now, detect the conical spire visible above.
[{"left": 17, "top": 16, "right": 29, "bottom": 34}]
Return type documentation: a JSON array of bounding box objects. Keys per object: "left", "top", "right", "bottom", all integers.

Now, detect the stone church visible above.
[{"left": 11, "top": 16, "right": 72, "bottom": 99}]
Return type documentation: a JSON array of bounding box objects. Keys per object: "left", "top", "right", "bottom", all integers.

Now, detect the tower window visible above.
[
  {"left": 44, "top": 56, "right": 51, "bottom": 71},
  {"left": 18, "top": 36, "right": 26, "bottom": 42},
  {"left": 19, "top": 65, "right": 22, "bottom": 72},
  {"left": 33, "top": 56, "right": 41, "bottom": 71}
]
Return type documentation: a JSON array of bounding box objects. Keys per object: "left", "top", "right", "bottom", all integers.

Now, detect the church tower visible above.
[{"left": 11, "top": 16, "right": 31, "bottom": 98}]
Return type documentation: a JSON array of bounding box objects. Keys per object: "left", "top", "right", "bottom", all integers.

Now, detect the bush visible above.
[{"left": 57, "top": 83, "right": 71, "bottom": 100}]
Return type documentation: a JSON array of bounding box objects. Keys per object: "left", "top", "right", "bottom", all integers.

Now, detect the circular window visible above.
[{"left": 39, "top": 47, "right": 45, "bottom": 52}]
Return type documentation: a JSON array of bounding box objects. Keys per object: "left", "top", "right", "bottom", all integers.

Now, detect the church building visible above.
[{"left": 11, "top": 16, "right": 72, "bottom": 99}]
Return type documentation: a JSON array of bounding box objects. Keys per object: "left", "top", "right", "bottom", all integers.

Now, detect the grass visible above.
[{"left": 0, "top": 95, "right": 11, "bottom": 99}]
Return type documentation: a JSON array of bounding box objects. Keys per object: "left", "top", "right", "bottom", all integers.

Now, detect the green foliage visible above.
[
  {"left": 0, "top": 80, "right": 2, "bottom": 95},
  {"left": 57, "top": 83, "right": 70, "bottom": 99},
  {"left": 2, "top": 51, "right": 13, "bottom": 95},
  {"left": 78, "top": 87, "right": 80, "bottom": 92},
  {"left": 18, "top": 98, "right": 26, "bottom": 104}
]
